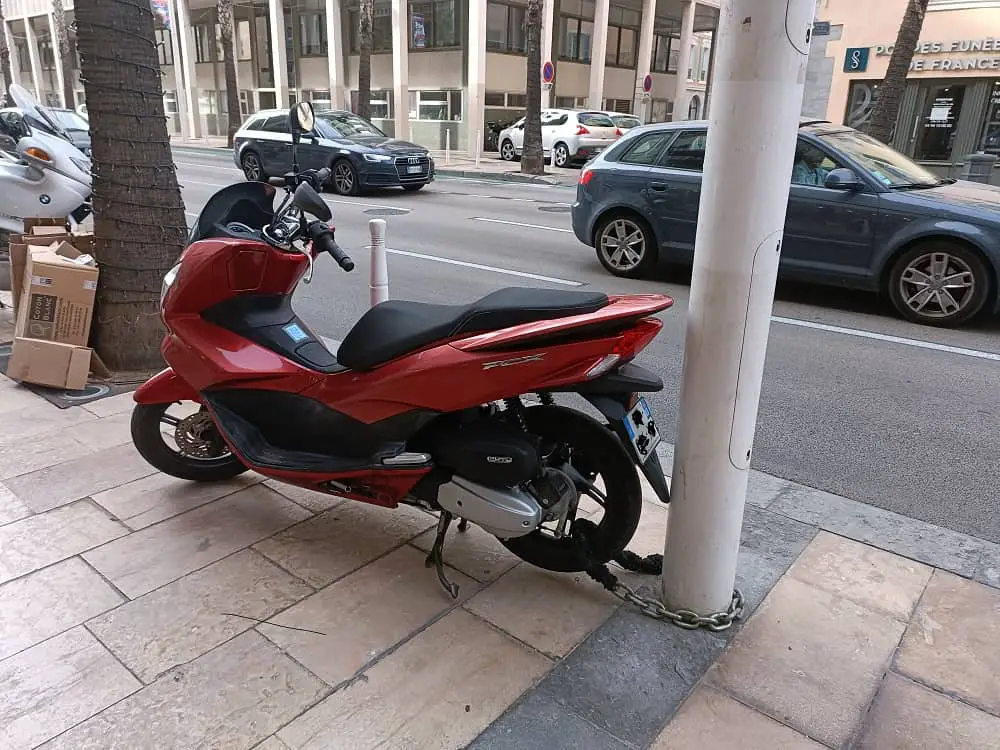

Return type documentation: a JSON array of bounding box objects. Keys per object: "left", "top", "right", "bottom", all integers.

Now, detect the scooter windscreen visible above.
[
  {"left": 9, "top": 84, "right": 72, "bottom": 144},
  {"left": 188, "top": 181, "right": 277, "bottom": 245}
]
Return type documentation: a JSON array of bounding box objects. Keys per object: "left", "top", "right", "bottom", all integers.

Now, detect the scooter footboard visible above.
[{"left": 133, "top": 368, "right": 201, "bottom": 405}]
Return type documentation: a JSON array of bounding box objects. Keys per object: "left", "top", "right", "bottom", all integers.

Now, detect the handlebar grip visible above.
[
  {"left": 316, "top": 167, "right": 331, "bottom": 185},
  {"left": 328, "top": 240, "right": 355, "bottom": 272},
  {"left": 268, "top": 176, "right": 287, "bottom": 187},
  {"left": 307, "top": 222, "right": 354, "bottom": 272}
]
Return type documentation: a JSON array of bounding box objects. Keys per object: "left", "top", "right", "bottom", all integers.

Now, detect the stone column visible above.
[
  {"left": 173, "top": 0, "right": 201, "bottom": 138},
  {"left": 23, "top": 18, "right": 44, "bottom": 103},
  {"left": 325, "top": 0, "right": 347, "bottom": 109},
  {"left": 672, "top": 0, "right": 696, "bottom": 120},
  {"left": 540, "top": 0, "right": 555, "bottom": 108},
  {"left": 268, "top": 0, "right": 289, "bottom": 108},
  {"left": 588, "top": 0, "right": 610, "bottom": 109},
  {"left": 391, "top": 0, "right": 409, "bottom": 139},
  {"left": 467, "top": 0, "right": 487, "bottom": 154},
  {"left": 633, "top": 0, "right": 657, "bottom": 120}
]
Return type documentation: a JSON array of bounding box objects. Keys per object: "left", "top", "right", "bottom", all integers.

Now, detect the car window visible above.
[
  {"left": 614, "top": 116, "right": 641, "bottom": 129},
  {"left": 244, "top": 116, "right": 267, "bottom": 132},
  {"left": 813, "top": 127, "right": 939, "bottom": 188},
  {"left": 316, "top": 111, "right": 385, "bottom": 137},
  {"left": 261, "top": 115, "right": 290, "bottom": 134},
  {"left": 578, "top": 112, "right": 616, "bottom": 128},
  {"left": 619, "top": 132, "right": 672, "bottom": 166},
  {"left": 791, "top": 139, "right": 844, "bottom": 187},
  {"left": 659, "top": 130, "right": 707, "bottom": 171},
  {"left": 543, "top": 114, "right": 569, "bottom": 127}
]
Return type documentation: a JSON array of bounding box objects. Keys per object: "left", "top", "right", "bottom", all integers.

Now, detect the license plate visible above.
[
  {"left": 622, "top": 397, "right": 660, "bottom": 462},
  {"left": 406, "top": 165, "right": 423, "bottom": 174}
]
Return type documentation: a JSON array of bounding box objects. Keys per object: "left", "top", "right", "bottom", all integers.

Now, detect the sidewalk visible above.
[
  {"left": 1, "top": 308, "right": 999, "bottom": 748},
  {"left": 170, "top": 136, "right": 580, "bottom": 187}
]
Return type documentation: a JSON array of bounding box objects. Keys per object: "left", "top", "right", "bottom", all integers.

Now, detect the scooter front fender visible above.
[{"left": 133, "top": 367, "right": 201, "bottom": 405}]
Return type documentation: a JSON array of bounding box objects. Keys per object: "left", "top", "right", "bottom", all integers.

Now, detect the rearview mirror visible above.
[
  {"left": 289, "top": 101, "right": 315, "bottom": 140},
  {"left": 293, "top": 181, "right": 332, "bottom": 222},
  {"left": 824, "top": 168, "right": 863, "bottom": 191}
]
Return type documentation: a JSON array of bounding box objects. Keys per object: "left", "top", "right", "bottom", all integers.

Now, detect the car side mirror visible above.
[{"left": 824, "top": 167, "right": 863, "bottom": 191}]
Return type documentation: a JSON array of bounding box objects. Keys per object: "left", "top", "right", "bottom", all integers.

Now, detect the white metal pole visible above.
[
  {"left": 474, "top": 130, "right": 481, "bottom": 169},
  {"left": 368, "top": 219, "right": 389, "bottom": 307},
  {"left": 662, "top": 0, "right": 815, "bottom": 615},
  {"left": 445, "top": 130, "right": 451, "bottom": 165}
]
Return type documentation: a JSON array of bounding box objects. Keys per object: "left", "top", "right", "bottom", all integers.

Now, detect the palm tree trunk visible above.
[
  {"left": 52, "top": 0, "right": 76, "bottom": 108},
  {"left": 0, "top": 0, "right": 13, "bottom": 93},
  {"left": 866, "top": 0, "right": 929, "bottom": 144},
  {"left": 75, "top": 0, "right": 187, "bottom": 372},
  {"left": 521, "top": 0, "right": 543, "bottom": 174},
  {"left": 357, "top": 0, "right": 373, "bottom": 119},
  {"left": 218, "top": 0, "right": 241, "bottom": 146}
]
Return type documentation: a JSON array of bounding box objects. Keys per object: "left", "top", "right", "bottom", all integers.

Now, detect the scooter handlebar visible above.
[{"left": 307, "top": 221, "right": 354, "bottom": 272}]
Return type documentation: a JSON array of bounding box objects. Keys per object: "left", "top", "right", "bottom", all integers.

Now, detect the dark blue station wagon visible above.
[{"left": 572, "top": 119, "right": 1000, "bottom": 326}]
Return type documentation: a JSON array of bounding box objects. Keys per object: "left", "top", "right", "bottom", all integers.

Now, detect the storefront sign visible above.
[
  {"left": 875, "top": 38, "right": 1000, "bottom": 71},
  {"left": 844, "top": 47, "right": 870, "bottom": 72}
]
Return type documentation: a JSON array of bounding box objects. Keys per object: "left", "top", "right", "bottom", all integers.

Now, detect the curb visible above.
[{"left": 434, "top": 168, "right": 571, "bottom": 186}]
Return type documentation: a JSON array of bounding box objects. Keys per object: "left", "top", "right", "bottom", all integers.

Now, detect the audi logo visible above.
[{"left": 407, "top": 156, "right": 420, "bottom": 164}]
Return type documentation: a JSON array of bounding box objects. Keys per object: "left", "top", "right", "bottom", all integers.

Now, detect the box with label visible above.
[
  {"left": 7, "top": 337, "right": 92, "bottom": 390},
  {"left": 8, "top": 230, "right": 95, "bottom": 314},
  {"left": 14, "top": 240, "right": 98, "bottom": 347}
]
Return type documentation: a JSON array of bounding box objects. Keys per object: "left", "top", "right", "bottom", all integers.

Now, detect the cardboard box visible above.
[
  {"left": 8, "top": 231, "right": 94, "bottom": 314},
  {"left": 7, "top": 337, "right": 91, "bottom": 390},
  {"left": 14, "top": 240, "right": 98, "bottom": 346}
]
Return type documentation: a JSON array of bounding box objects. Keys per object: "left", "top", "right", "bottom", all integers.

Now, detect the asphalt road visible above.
[{"left": 173, "top": 147, "right": 1000, "bottom": 544}]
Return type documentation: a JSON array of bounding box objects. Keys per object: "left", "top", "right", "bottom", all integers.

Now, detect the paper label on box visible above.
[
  {"left": 83, "top": 280, "right": 97, "bottom": 290},
  {"left": 31, "top": 275, "right": 54, "bottom": 286}
]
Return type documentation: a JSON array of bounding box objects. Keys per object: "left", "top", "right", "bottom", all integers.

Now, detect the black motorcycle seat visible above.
[{"left": 337, "top": 287, "right": 610, "bottom": 370}]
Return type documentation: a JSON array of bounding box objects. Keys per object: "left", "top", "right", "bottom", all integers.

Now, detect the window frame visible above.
[
  {"left": 618, "top": 132, "right": 673, "bottom": 165},
  {"left": 486, "top": 1, "right": 527, "bottom": 54},
  {"left": 658, "top": 128, "right": 708, "bottom": 172},
  {"left": 299, "top": 11, "right": 327, "bottom": 57},
  {"left": 194, "top": 23, "right": 214, "bottom": 63},
  {"left": 409, "top": 0, "right": 462, "bottom": 51},
  {"left": 410, "top": 89, "right": 464, "bottom": 122}
]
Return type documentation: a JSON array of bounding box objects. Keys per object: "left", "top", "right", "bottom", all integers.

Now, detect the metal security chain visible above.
[{"left": 575, "top": 520, "right": 745, "bottom": 632}]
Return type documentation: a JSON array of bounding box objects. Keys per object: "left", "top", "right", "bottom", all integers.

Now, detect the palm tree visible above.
[
  {"left": 0, "top": 0, "right": 12, "bottom": 93},
  {"left": 521, "top": 0, "right": 543, "bottom": 174},
  {"left": 51, "top": 0, "right": 76, "bottom": 108},
  {"left": 217, "top": 0, "right": 241, "bottom": 146},
  {"left": 866, "top": 0, "right": 929, "bottom": 144},
  {"left": 74, "top": 0, "right": 187, "bottom": 372},
  {"left": 356, "top": 0, "right": 373, "bottom": 118}
]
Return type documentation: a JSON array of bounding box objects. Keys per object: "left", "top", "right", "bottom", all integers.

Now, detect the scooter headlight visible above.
[{"left": 160, "top": 264, "right": 180, "bottom": 307}]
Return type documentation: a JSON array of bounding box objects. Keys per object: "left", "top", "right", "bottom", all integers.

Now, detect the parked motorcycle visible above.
[
  {"left": 0, "top": 84, "right": 92, "bottom": 239},
  {"left": 132, "top": 101, "right": 673, "bottom": 596}
]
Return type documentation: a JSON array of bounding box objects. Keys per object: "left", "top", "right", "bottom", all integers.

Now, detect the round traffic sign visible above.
[
  {"left": 642, "top": 73, "right": 653, "bottom": 93},
  {"left": 542, "top": 61, "right": 555, "bottom": 84}
]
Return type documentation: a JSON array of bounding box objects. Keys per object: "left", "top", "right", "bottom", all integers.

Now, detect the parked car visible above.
[
  {"left": 607, "top": 113, "right": 642, "bottom": 133},
  {"left": 0, "top": 106, "right": 90, "bottom": 156},
  {"left": 498, "top": 109, "right": 622, "bottom": 167},
  {"left": 572, "top": 118, "right": 1000, "bottom": 327},
  {"left": 233, "top": 108, "right": 434, "bottom": 195}
]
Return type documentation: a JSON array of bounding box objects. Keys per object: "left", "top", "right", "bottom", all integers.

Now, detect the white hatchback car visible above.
[{"left": 498, "top": 109, "right": 622, "bottom": 167}]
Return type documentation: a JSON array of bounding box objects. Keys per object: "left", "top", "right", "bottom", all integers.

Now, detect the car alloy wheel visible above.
[
  {"left": 333, "top": 160, "right": 357, "bottom": 195},
  {"left": 553, "top": 143, "right": 569, "bottom": 168},
  {"left": 889, "top": 242, "right": 990, "bottom": 326},
  {"left": 242, "top": 152, "right": 263, "bottom": 182},
  {"left": 598, "top": 216, "right": 648, "bottom": 275},
  {"left": 500, "top": 140, "right": 516, "bottom": 161}
]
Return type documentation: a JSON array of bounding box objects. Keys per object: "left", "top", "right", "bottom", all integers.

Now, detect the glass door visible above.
[{"left": 912, "top": 82, "right": 966, "bottom": 162}]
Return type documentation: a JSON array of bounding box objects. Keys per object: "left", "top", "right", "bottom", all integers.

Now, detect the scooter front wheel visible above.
[{"left": 131, "top": 402, "right": 248, "bottom": 482}]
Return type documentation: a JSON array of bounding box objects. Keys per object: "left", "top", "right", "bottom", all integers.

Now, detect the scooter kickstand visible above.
[
  {"left": 426, "top": 511, "right": 460, "bottom": 599},
  {"left": 457, "top": 518, "right": 469, "bottom": 533}
]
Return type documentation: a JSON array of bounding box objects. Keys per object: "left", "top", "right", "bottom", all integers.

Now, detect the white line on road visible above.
[
  {"left": 325, "top": 197, "right": 410, "bottom": 211},
  {"left": 470, "top": 217, "right": 573, "bottom": 233},
  {"left": 181, "top": 179, "right": 231, "bottom": 188},
  {"left": 772, "top": 315, "right": 1000, "bottom": 362},
  {"left": 386, "top": 248, "right": 582, "bottom": 286}
]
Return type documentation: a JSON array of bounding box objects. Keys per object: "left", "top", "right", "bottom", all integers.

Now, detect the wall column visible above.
[
  {"left": 3, "top": 22, "right": 21, "bottom": 89},
  {"left": 391, "top": 0, "right": 409, "bottom": 139},
  {"left": 268, "top": 0, "right": 289, "bottom": 108},
  {"left": 588, "top": 0, "right": 610, "bottom": 109},
  {"left": 672, "top": 0, "right": 696, "bottom": 120},
  {"left": 467, "top": 0, "right": 487, "bottom": 154},
  {"left": 23, "top": 18, "right": 44, "bottom": 102},
  {"left": 173, "top": 0, "right": 201, "bottom": 138},
  {"left": 46, "top": 13, "right": 66, "bottom": 107},
  {"left": 540, "top": 0, "right": 555, "bottom": 108},
  {"left": 634, "top": 0, "right": 656, "bottom": 120},
  {"left": 325, "top": 0, "right": 347, "bottom": 109}
]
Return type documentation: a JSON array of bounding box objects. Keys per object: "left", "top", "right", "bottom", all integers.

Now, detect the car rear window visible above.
[
  {"left": 578, "top": 112, "right": 616, "bottom": 128},
  {"left": 615, "top": 116, "right": 641, "bottom": 129}
]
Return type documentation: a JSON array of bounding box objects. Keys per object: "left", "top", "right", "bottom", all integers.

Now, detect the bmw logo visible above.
[{"left": 39, "top": 194, "right": 51, "bottom": 204}]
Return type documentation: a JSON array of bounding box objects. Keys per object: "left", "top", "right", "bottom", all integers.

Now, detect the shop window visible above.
[
  {"left": 237, "top": 20, "right": 252, "bottom": 60},
  {"left": 506, "top": 93, "right": 526, "bottom": 107},
  {"left": 980, "top": 80, "right": 1000, "bottom": 154},
  {"left": 409, "top": 0, "right": 460, "bottom": 50},
  {"left": 485, "top": 91, "right": 506, "bottom": 106},
  {"left": 239, "top": 90, "right": 254, "bottom": 116},
  {"left": 349, "top": 3, "right": 393, "bottom": 53},
  {"left": 307, "top": 90, "right": 332, "bottom": 110},
  {"left": 486, "top": 2, "right": 526, "bottom": 53},
  {"left": 14, "top": 42, "right": 29, "bottom": 73},
  {"left": 163, "top": 90, "right": 178, "bottom": 116},
  {"left": 560, "top": 14, "right": 593, "bottom": 63},
  {"left": 351, "top": 89, "right": 393, "bottom": 119},
  {"left": 155, "top": 29, "right": 173, "bottom": 65},
  {"left": 554, "top": 95, "right": 588, "bottom": 108},
  {"left": 914, "top": 83, "right": 965, "bottom": 161},
  {"left": 410, "top": 89, "right": 462, "bottom": 121},
  {"left": 845, "top": 80, "right": 879, "bottom": 130},
  {"left": 652, "top": 33, "right": 679, "bottom": 74},
  {"left": 604, "top": 98, "right": 632, "bottom": 114},
  {"left": 604, "top": 5, "right": 638, "bottom": 68},
  {"left": 194, "top": 23, "right": 213, "bottom": 63},
  {"left": 299, "top": 12, "right": 327, "bottom": 56}
]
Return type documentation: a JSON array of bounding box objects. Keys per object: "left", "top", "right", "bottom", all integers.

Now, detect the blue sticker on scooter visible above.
[{"left": 283, "top": 323, "right": 309, "bottom": 343}]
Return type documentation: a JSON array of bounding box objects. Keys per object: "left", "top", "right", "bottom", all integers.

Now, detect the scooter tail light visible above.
[
  {"left": 585, "top": 354, "right": 622, "bottom": 380},
  {"left": 575, "top": 125, "right": 590, "bottom": 135},
  {"left": 613, "top": 317, "right": 663, "bottom": 359}
]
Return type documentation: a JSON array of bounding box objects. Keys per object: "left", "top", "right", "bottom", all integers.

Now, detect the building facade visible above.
[
  {"left": 1, "top": 0, "right": 718, "bottom": 153},
  {"left": 809, "top": 0, "right": 1000, "bottom": 166}
]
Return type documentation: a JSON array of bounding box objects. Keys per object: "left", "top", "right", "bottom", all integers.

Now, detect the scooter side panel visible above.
[{"left": 133, "top": 367, "right": 201, "bottom": 404}]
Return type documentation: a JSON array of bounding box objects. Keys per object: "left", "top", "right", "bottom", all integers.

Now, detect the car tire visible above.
[
  {"left": 331, "top": 159, "right": 360, "bottom": 196},
  {"left": 553, "top": 142, "right": 570, "bottom": 168},
  {"left": 887, "top": 240, "right": 992, "bottom": 327},
  {"left": 499, "top": 139, "right": 517, "bottom": 162},
  {"left": 403, "top": 184, "right": 425, "bottom": 192},
  {"left": 594, "top": 212, "right": 657, "bottom": 278},
  {"left": 241, "top": 151, "right": 266, "bottom": 182}
]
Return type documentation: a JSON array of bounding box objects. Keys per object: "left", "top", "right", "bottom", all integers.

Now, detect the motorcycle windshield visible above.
[
  {"left": 188, "top": 182, "right": 277, "bottom": 245},
  {"left": 9, "top": 83, "right": 71, "bottom": 144}
]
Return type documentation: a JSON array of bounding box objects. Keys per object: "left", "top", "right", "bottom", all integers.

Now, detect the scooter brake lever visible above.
[{"left": 300, "top": 245, "right": 315, "bottom": 284}]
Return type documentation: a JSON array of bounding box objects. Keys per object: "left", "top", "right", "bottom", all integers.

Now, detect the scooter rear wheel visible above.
[
  {"left": 131, "top": 402, "right": 248, "bottom": 482},
  {"left": 499, "top": 404, "right": 643, "bottom": 573}
]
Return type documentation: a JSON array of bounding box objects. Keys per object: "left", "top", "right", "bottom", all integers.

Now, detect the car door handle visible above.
[{"left": 648, "top": 182, "right": 668, "bottom": 192}]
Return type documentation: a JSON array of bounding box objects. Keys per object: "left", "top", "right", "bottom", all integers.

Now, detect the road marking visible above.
[
  {"left": 175, "top": 160, "right": 238, "bottom": 170},
  {"left": 181, "top": 179, "right": 231, "bottom": 188},
  {"left": 325, "top": 197, "right": 411, "bottom": 211},
  {"left": 471, "top": 217, "right": 573, "bottom": 233},
  {"left": 772, "top": 315, "right": 1000, "bottom": 361},
  {"left": 386, "top": 248, "right": 583, "bottom": 286}
]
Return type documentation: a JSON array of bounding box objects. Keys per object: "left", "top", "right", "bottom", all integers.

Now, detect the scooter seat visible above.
[{"left": 337, "top": 287, "right": 610, "bottom": 370}]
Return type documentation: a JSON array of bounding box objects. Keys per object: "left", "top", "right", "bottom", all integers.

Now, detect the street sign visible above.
[
  {"left": 542, "top": 61, "right": 555, "bottom": 84},
  {"left": 813, "top": 21, "right": 830, "bottom": 36},
  {"left": 642, "top": 73, "right": 653, "bottom": 93},
  {"left": 843, "top": 47, "right": 870, "bottom": 73}
]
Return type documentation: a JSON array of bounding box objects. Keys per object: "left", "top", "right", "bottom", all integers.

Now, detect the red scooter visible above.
[{"left": 132, "top": 102, "right": 673, "bottom": 596}]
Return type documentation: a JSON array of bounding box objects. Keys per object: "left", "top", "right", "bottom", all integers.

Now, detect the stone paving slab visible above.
[{"left": 1, "top": 377, "right": 999, "bottom": 749}]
